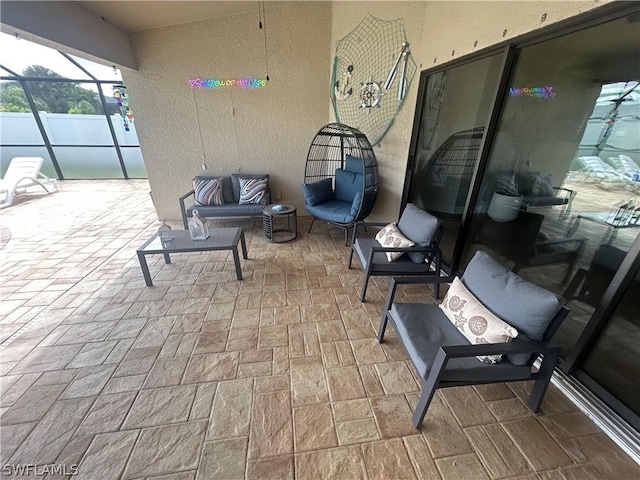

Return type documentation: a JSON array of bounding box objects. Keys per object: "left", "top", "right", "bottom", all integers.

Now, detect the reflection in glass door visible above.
[{"left": 408, "top": 54, "right": 502, "bottom": 265}]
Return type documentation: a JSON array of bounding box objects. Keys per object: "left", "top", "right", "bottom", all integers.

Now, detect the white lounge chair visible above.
[{"left": 0, "top": 157, "right": 59, "bottom": 209}]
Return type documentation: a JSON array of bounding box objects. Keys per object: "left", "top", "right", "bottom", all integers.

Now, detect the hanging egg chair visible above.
[{"left": 302, "top": 123, "right": 379, "bottom": 243}]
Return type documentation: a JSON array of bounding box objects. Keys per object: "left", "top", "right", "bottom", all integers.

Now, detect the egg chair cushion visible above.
[
  {"left": 302, "top": 178, "right": 334, "bottom": 206},
  {"left": 334, "top": 168, "right": 363, "bottom": 203},
  {"left": 305, "top": 200, "right": 355, "bottom": 224}
]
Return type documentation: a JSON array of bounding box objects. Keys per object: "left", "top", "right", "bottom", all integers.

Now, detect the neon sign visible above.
[
  {"left": 189, "top": 78, "right": 267, "bottom": 88},
  {"left": 509, "top": 86, "right": 555, "bottom": 99}
]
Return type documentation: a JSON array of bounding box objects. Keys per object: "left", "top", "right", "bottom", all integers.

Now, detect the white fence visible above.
[{"left": 0, "top": 112, "right": 146, "bottom": 178}]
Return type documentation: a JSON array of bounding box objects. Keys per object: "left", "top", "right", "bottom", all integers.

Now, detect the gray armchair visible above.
[
  {"left": 378, "top": 250, "right": 569, "bottom": 428},
  {"left": 347, "top": 203, "right": 445, "bottom": 302}
]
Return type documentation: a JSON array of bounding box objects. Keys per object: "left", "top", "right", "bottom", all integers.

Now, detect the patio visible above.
[{"left": 0, "top": 180, "right": 638, "bottom": 479}]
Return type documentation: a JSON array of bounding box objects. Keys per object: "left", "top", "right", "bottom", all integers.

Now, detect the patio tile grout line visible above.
[{"left": 0, "top": 219, "right": 158, "bottom": 351}]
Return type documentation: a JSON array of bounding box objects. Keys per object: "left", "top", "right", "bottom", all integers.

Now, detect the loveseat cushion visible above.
[
  {"left": 462, "top": 251, "right": 564, "bottom": 341},
  {"left": 231, "top": 174, "right": 269, "bottom": 203},
  {"left": 397, "top": 203, "right": 439, "bottom": 263},
  {"left": 186, "top": 203, "right": 264, "bottom": 218},
  {"left": 334, "top": 169, "right": 362, "bottom": 203},
  {"left": 302, "top": 178, "right": 334, "bottom": 206},
  {"left": 194, "top": 175, "right": 235, "bottom": 204},
  {"left": 390, "top": 303, "right": 531, "bottom": 382}
]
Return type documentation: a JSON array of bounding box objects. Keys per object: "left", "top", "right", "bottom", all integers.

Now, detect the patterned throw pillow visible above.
[
  {"left": 194, "top": 177, "right": 224, "bottom": 206},
  {"left": 374, "top": 222, "right": 415, "bottom": 262},
  {"left": 439, "top": 277, "right": 518, "bottom": 364},
  {"left": 238, "top": 177, "right": 268, "bottom": 205},
  {"left": 530, "top": 174, "right": 554, "bottom": 196},
  {"left": 493, "top": 172, "right": 519, "bottom": 196}
]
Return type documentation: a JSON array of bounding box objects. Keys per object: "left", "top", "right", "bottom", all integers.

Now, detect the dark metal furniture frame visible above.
[
  {"left": 347, "top": 221, "right": 445, "bottom": 301},
  {"left": 136, "top": 228, "right": 247, "bottom": 286},
  {"left": 378, "top": 275, "right": 569, "bottom": 428}
]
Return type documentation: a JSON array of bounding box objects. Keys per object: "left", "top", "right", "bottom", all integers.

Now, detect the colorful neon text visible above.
[
  {"left": 509, "top": 86, "right": 555, "bottom": 99},
  {"left": 189, "top": 78, "right": 267, "bottom": 88}
]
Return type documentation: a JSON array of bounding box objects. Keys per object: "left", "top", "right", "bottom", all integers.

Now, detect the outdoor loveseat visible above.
[{"left": 179, "top": 173, "right": 270, "bottom": 228}]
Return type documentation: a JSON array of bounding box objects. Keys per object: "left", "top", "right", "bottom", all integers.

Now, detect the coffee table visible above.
[{"left": 136, "top": 227, "right": 247, "bottom": 286}]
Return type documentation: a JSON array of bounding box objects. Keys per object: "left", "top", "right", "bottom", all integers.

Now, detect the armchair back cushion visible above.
[
  {"left": 462, "top": 251, "right": 564, "bottom": 341},
  {"left": 397, "top": 203, "right": 440, "bottom": 263},
  {"left": 345, "top": 154, "right": 364, "bottom": 174},
  {"left": 302, "top": 178, "right": 334, "bottom": 206},
  {"left": 334, "top": 168, "right": 362, "bottom": 203}
]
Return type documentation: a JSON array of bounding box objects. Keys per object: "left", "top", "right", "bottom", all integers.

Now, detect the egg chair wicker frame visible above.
[{"left": 304, "top": 123, "right": 379, "bottom": 243}]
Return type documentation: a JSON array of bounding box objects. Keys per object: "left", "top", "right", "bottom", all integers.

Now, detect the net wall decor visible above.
[{"left": 331, "top": 14, "right": 417, "bottom": 146}]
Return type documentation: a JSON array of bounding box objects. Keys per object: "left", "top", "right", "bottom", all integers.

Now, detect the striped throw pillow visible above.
[
  {"left": 238, "top": 177, "right": 268, "bottom": 205},
  {"left": 194, "top": 177, "right": 224, "bottom": 206}
]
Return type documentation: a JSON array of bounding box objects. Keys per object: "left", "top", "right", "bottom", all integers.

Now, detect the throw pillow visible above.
[
  {"left": 493, "top": 172, "right": 519, "bottom": 196},
  {"left": 334, "top": 168, "right": 362, "bottom": 203},
  {"left": 397, "top": 203, "right": 439, "bottom": 263},
  {"left": 238, "top": 177, "right": 268, "bottom": 205},
  {"left": 439, "top": 277, "right": 519, "bottom": 364},
  {"left": 530, "top": 174, "right": 554, "bottom": 196},
  {"left": 193, "top": 177, "right": 224, "bottom": 206},
  {"left": 302, "top": 178, "right": 333, "bottom": 206},
  {"left": 374, "top": 222, "right": 415, "bottom": 262}
]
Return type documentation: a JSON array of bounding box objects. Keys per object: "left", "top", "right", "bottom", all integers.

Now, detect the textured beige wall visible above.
[
  {"left": 124, "top": 1, "right": 332, "bottom": 221},
  {"left": 331, "top": 0, "right": 610, "bottom": 221},
  {"left": 126, "top": 0, "right": 611, "bottom": 222}
]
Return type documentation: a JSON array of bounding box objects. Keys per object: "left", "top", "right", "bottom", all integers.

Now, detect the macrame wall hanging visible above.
[{"left": 331, "top": 14, "right": 417, "bottom": 146}]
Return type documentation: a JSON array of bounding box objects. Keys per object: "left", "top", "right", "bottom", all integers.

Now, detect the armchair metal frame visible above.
[
  {"left": 378, "top": 275, "right": 569, "bottom": 428},
  {"left": 347, "top": 221, "right": 445, "bottom": 301}
]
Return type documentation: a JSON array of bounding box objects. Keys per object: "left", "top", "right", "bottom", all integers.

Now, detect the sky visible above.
[{"left": 0, "top": 32, "right": 122, "bottom": 91}]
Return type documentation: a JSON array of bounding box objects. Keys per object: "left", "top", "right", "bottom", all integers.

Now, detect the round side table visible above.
[{"left": 263, "top": 204, "right": 297, "bottom": 243}]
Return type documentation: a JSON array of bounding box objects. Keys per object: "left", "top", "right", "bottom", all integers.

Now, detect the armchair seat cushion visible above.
[
  {"left": 390, "top": 303, "right": 532, "bottom": 383},
  {"left": 305, "top": 200, "right": 355, "bottom": 224},
  {"left": 353, "top": 238, "right": 438, "bottom": 274}
]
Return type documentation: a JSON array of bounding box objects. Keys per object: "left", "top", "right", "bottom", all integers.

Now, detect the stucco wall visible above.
[
  {"left": 331, "top": 0, "right": 610, "bottom": 221},
  {"left": 125, "top": 0, "right": 612, "bottom": 222},
  {"left": 123, "top": 1, "right": 332, "bottom": 221}
]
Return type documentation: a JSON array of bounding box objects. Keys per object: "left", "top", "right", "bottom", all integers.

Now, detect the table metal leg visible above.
[
  {"left": 232, "top": 247, "right": 243, "bottom": 280},
  {"left": 137, "top": 252, "right": 153, "bottom": 286},
  {"left": 163, "top": 253, "right": 171, "bottom": 264},
  {"left": 240, "top": 229, "right": 248, "bottom": 259}
]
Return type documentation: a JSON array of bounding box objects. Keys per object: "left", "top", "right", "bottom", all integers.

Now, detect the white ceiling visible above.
[{"left": 78, "top": 1, "right": 292, "bottom": 33}]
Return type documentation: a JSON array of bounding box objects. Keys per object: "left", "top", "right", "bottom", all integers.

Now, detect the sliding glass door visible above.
[{"left": 405, "top": 4, "right": 640, "bottom": 427}]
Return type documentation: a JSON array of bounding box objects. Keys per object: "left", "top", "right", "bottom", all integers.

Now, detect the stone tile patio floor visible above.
[{"left": 0, "top": 180, "right": 638, "bottom": 479}]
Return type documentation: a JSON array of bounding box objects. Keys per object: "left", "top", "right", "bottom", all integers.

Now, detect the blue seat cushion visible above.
[
  {"left": 390, "top": 303, "right": 532, "bottom": 382},
  {"left": 334, "top": 168, "right": 362, "bottom": 203},
  {"left": 462, "top": 251, "right": 564, "bottom": 341},
  {"left": 302, "top": 178, "right": 334, "bottom": 206},
  {"left": 397, "top": 203, "right": 440, "bottom": 263},
  {"left": 306, "top": 200, "right": 355, "bottom": 224}
]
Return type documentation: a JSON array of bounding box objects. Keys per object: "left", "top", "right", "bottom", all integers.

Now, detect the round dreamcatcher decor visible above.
[{"left": 331, "top": 14, "right": 417, "bottom": 145}]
